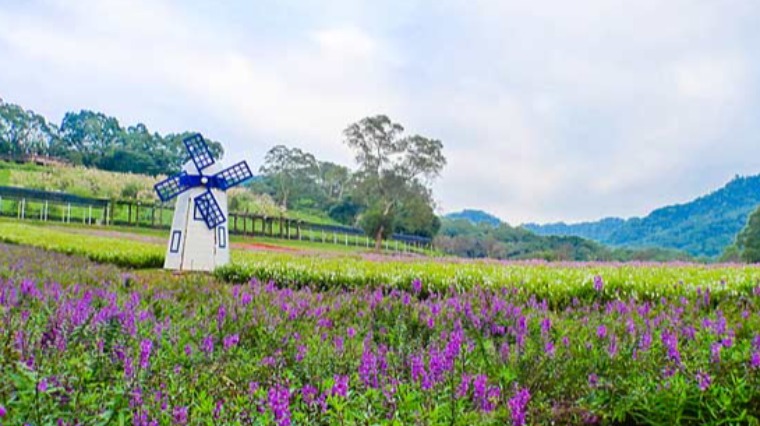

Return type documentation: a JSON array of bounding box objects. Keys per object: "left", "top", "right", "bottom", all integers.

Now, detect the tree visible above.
[
  {"left": 0, "top": 100, "right": 55, "bottom": 160},
  {"left": 343, "top": 115, "right": 446, "bottom": 250},
  {"left": 259, "top": 145, "right": 318, "bottom": 208},
  {"left": 736, "top": 205, "right": 760, "bottom": 263},
  {"left": 58, "top": 110, "right": 123, "bottom": 167}
]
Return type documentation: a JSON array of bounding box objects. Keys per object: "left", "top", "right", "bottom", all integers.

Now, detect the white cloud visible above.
[{"left": 0, "top": 0, "right": 758, "bottom": 224}]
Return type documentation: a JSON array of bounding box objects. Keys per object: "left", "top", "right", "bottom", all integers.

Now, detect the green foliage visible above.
[
  {"left": 0, "top": 100, "right": 224, "bottom": 176},
  {"left": 4, "top": 230, "right": 760, "bottom": 424},
  {"left": 736, "top": 205, "right": 760, "bottom": 263},
  {"left": 0, "top": 222, "right": 163, "bottom": 268},
  {"left": 0, "top": 101, "right": 55, "bottom": 160},
  {"left": 344, "top": 115, "right": 446, "bottom": 248},
  {"left": 437, "top": 218, "right": 692, "bottom": 262}
]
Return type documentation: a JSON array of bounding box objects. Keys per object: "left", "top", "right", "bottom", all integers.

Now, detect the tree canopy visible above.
[
  {"left": 343, "top": 115, "right": 446, "bottom": 249},
  {"left": 0, "top": 99, "right": 223, "bottom": 176},
  {"left": 735, "top": 205, "right": 760, "bottom": 263}
]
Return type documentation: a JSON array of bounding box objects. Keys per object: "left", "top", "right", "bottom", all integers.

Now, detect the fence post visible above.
[
  {"left": 0, "top": 196, "right": 3, "bottom": 216},
  {"left": 135, "top": 202, "right": 140, "bottom": 227},
  {"left": 105, "top": 204, "right": 110, "bottom": 226},
  {"left": 67, "top": 203, "right": 71, "bottom": 223},
  {"left": 20, "top": 198, "right": 25, "bottom": 219}
]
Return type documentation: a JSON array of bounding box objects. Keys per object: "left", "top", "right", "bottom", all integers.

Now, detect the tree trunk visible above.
[{"left": 374, "top": 225, "right": 384, "bottom": 252}]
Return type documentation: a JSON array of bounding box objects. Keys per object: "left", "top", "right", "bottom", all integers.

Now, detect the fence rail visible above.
[{"left": 0, "top": 185, "right": 433, "bottom": 252}]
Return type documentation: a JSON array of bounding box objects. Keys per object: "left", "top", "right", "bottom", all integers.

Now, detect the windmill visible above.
[{"left": 153, "top": 133, "right": 253, "bottom": 271}]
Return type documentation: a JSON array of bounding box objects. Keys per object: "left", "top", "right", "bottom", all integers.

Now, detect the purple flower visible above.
[
  {"left": 172, "top": 406, "right": 188, "bottom": 425},
  {"left": 241, "top": 292, "right": 253, "bottom": 305},
  {"left": 267, "top": 384, "right": 291, "bottom": 426},
  {"left": 472, "top": 375, "right": 499, "bottom": 411},
  {"left": 222, "top": 334, "right": 239, "bottom": 351},
  {"left": 588, "top": 373, "right": 598, "bottom": 387},
  {"left": 139, "top": 339, "right": 153, "bottom": 370},
  {"left": 696, "top": 371, "right": 711, "bottom": 391},
  {"left": 544, "top": 340, "right": 555, "bottom": 358},
  {"left": 248, "top": 381, "right": 259, "bottom": 395},
  {"left": 661, "top": 330, "right": 681, "bottom": 365},
  {"left": 607, "top": 334, "right": 618, "bottom": 358},
  {"left": 508, "top": 386, "right": 531, "bottom": 426},
  {"left": 37, "top": 378, "right": 48, "bottom": 393},
  {"left": 301, "top": 384, "right": 319, "bottom": 405},
  {"left": 750, "top": 352, "right": 760, "bottom": 369},
  {"left": 347, "top": 327, "right": 356, "bottom": 338},
  {"left": 412, "top": 278, "right": 422, "bottom": 294},
  {"left": 593, "top": 275, "right": 604, "bottom": 292},
  {"left": 710, "top": 342, "right": 722, "bottom": 363},
  {"left": 213, "top": 400, "right": 223, "bottom": 419},
  {"left": 201, "top": 335, "right": 214, "bottom": 355},
  {"left": 217, "top": 305, "right": 227, "bottom": 329},
  {"left": 0, "top": 405, "right": 6, "bottom": 417},
  {"left": 457, "top": 374, "right": 471, "bottom": 398},
  {"left": 331, "top": 375, "right": 349, "bottom": 397},
  {"left": 540, "top": 317, "right": 552, "bottom": 335},
  {"left": 596, "top": 325, "right": 607, "bottom": 339}
]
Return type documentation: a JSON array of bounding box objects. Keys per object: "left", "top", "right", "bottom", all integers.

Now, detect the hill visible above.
[
  {"left": 436, "top": 217, "right": 690, "bottom": 262},
  {"left": 525, "top": 175, "right": 760, "bottom": 257},
  {"left": 445, "top": 209, "right": 502, "bottom": 227}
]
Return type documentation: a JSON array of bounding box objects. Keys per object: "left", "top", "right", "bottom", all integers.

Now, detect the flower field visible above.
[{"left": 2, "top": 242, "right": 760, "bottom": 425}]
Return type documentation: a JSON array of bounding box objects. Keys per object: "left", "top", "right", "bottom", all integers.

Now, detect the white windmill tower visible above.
[{"left": 153, "top": 134, "right": 253, "bottom": 271}]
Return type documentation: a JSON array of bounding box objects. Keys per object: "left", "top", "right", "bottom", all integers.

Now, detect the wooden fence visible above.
[{"left": 0, "top": 186, "right": 433, "bottom": 252}]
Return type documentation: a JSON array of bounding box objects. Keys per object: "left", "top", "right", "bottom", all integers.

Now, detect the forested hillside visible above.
[
  {"left": 437, "top": 217, "right": 691, "bottom": 261},
  {"left": 0, "top": 98, "right": 223, "bottom": 175},
  {"left": 525, "top": 175, "right": 760, "bottom": 257}
]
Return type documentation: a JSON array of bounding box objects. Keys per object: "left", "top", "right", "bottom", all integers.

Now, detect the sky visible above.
[{"left": 1, "top": 0, "right": 758, "bottom": 224}]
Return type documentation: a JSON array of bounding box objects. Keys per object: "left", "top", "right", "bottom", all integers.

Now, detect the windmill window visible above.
[
  {"left": 170, "top": 230, "right": 182, "bottom": 253},
  {"left": 218, "top": 226, "right": 227, "bottom": 248}
]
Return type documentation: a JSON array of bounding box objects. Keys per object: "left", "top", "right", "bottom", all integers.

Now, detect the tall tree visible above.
[
  {"left": 58, "top": 110, "right": 124, "bottom": 167},
  {"left": 344, "top": 115, "right": 446, "bottom": 250},
  {"left": 0, "top": 100, "right": 55, "bottom": 160},
  {"left": 259, "top": 145, "right": 318, "bottom": 208},
  {"left": 736, "top": 205, "right": 760, "bottom": 263}
]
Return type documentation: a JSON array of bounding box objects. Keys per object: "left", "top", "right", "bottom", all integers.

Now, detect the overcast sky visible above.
[{"left": 1, "top": 0, "right": 758, "bottom": 224}]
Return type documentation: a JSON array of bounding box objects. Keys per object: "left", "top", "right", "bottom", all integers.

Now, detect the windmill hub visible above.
[{"left": 153, "top": 133, "right": 253, "bottom": 271}]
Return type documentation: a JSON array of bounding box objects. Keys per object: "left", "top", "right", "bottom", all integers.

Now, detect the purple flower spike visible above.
[
  {"left": 750, "top": 352, "right": 760, "bottom": 369},
  {"left": 139, "top": 339, "right": 153, "bottom": 370},
  {"left": 412, "top": 278, "right": 422, "bottom": 294},
  {"left": 267, "top": 384, "right": 291, "bottom": 426},
  {"left": 172, "top": 406, "right": 188, "bottom": 425},
  {"left": 331, "top": 375, "right": 349, "bottom": 397},
  {"left": 593, "top": 276, "right": 604, "bottom": 292},
  {"left": 696, "top": 371, "right": 711, "bottom": 391},
  {"left": 508, "top": 386, "right": 531, "bottom": 426}
]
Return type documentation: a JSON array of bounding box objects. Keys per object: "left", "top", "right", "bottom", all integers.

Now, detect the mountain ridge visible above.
[{"left": 524, "top": 174, "right": 760, "bottom": 257}]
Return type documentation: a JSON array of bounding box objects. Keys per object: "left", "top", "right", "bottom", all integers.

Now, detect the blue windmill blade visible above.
[
  {"left": 154, "top": 171, "right": 192, "bottom": 202},
  {"left": 194, "top": 190, "right": 227, "bottom": 229},
  {"left": 183, "top": 133, "right": 216, "bottom": 171},
  {"left": 212, "top": 161, "right": 253, "bottom": 190}
]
